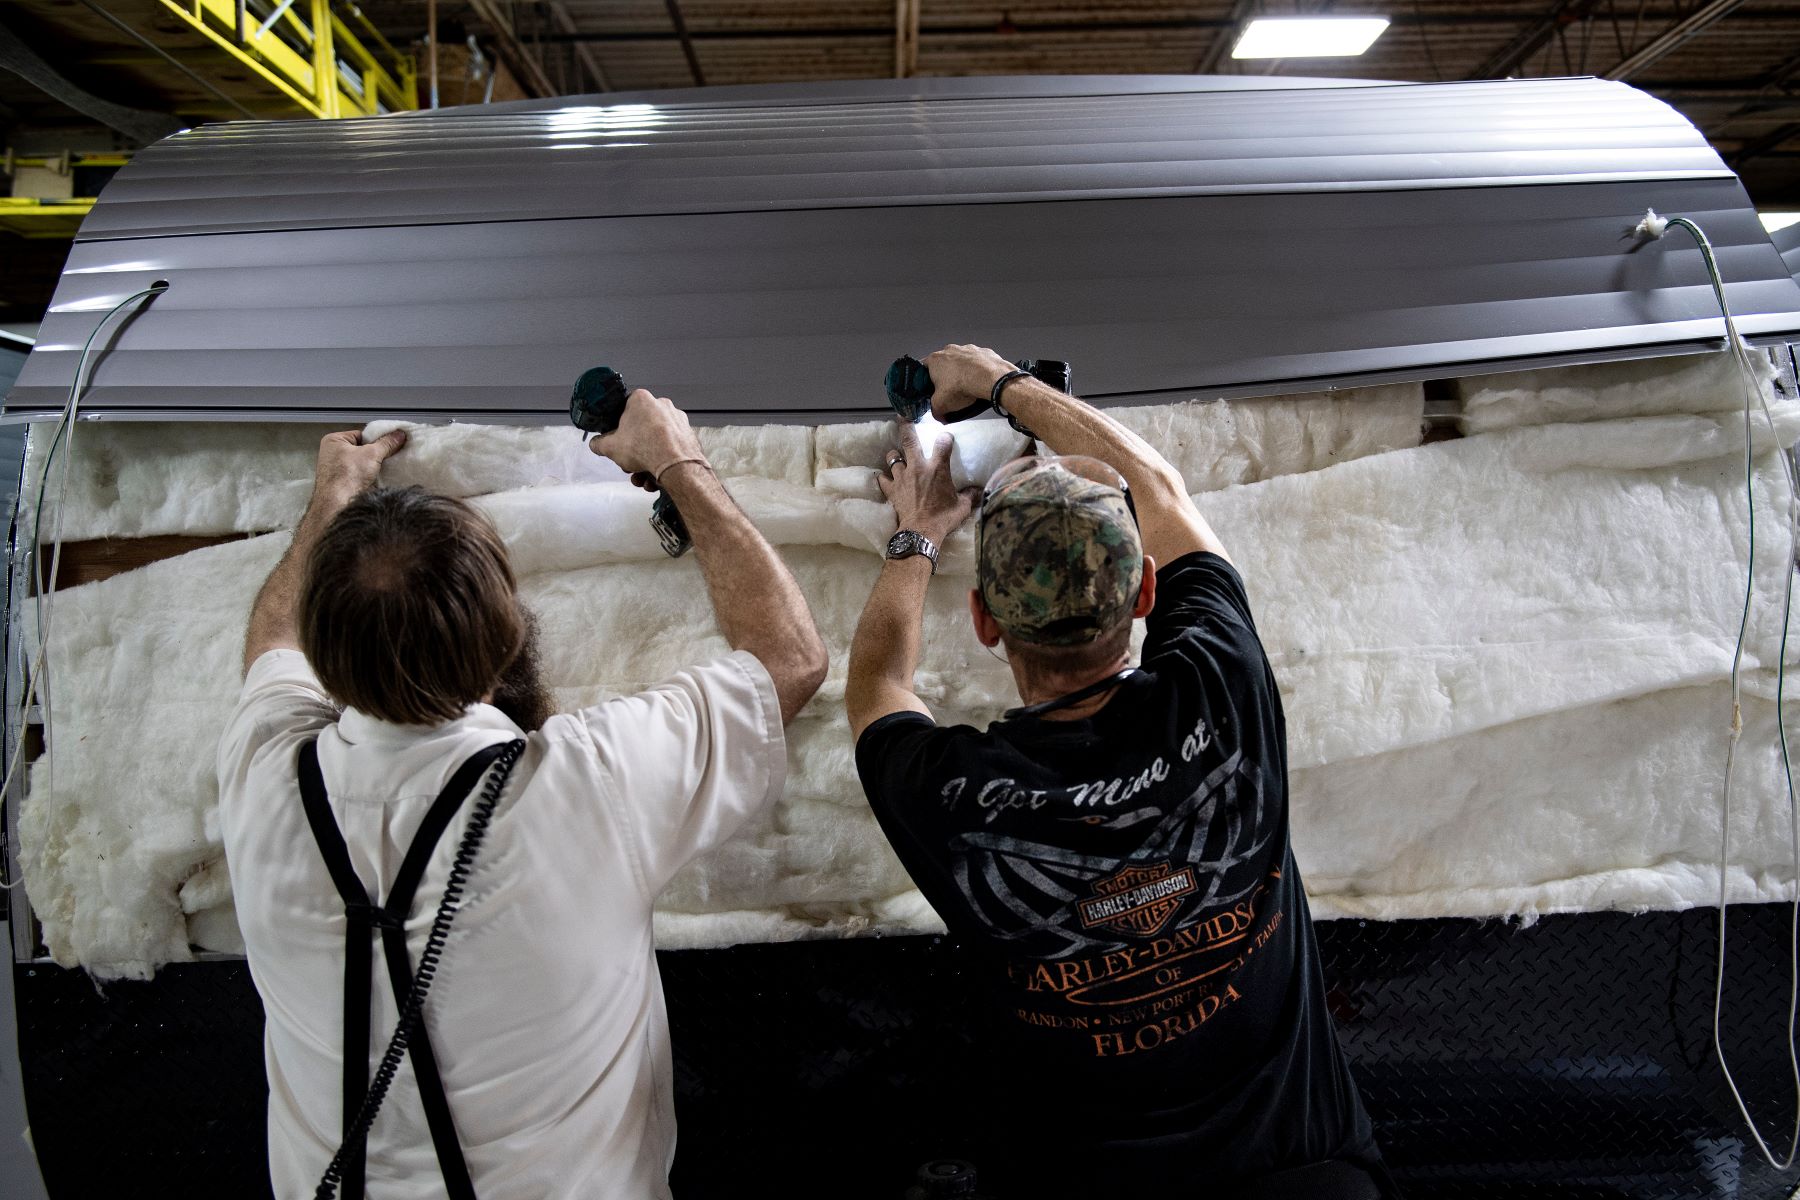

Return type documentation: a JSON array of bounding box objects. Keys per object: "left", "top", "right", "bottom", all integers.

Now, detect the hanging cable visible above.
[
  {"left": 1636, "top": 208, "right": 1800, "bottom": 1171},
  {"left": 0, "top": 281, "right": 168, "bottom": 888}
]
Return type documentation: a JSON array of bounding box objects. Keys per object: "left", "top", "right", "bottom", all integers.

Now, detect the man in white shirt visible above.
[{"left": 217, "top": 390, "right": 826, "bottom": 1200}]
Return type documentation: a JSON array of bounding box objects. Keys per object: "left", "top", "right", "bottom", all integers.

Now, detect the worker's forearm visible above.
[
  {"left": 999, "top": 378, "right": 1228, "bottom": 564},
  {"left": 1002, "top": 378, "right": 1182, "bottom": 498},
  {"left": 849, "top": 559, "right": 931, "bottom": 689},
  {"left": 660, "top": 462, "right": 825, "bottom": 723},
  {"left": 846, "top": 557, "right": 933, "bottom": 732},
  {"left": 242, "top": 487, "right": 348, "bottom": 675}
]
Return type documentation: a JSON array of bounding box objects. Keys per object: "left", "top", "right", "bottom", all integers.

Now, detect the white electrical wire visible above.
[
  {"left": 1640, "top": 209, "right": 1800, "bottom": 1170},
  {"left": 0, "top": 282, "right": 167, "bottom": 889}
]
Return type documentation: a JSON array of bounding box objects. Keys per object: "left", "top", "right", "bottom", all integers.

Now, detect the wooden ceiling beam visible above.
[
  {"left": 546, "top": 0, "right": 609, "bottom": 93},
  {"left": 536, "top": 10, "right": 1705, "bottom": 46},
  {"left": 1193, "top": 0, "right": 1256, "bottom": 75},
  {"left": 465, "top": 0, "right": 559, "bottom": 98},
  {"left": 894, "top": 0, "right": 919, "bottom": 79},
  {"left": 543, "top": 23, "right": 1225, "bottom": 43},
  {"left": 663, "top": 0, "right": 706, "bottom": 86}
]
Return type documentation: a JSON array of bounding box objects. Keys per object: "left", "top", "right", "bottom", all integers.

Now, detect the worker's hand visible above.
[
  {"left": 589, "top": 388, "right": 708, "bottom": 491},
  {"left": 923, "top": 343, "right": 1015, "bottom": 420},
  {"left": 311, "top": 428, "right": 407, "bottom": 509},
  {"left": 878, "top": 420, "right": 979, "bottom": 544}
]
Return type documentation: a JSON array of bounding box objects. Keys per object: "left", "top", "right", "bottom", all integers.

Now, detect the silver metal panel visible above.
[
  {"left": 77, "top": 77, "right": 1724, "bottom": 241},
  {"left": 10, "top": 76, "right": 1799, "bottom": 423},
  {"left": 12, "top": 177, "right": 1799, "bottom": 425},
  {"left": 1776, "top": 221, "right": 1800, "bottom": 286}
]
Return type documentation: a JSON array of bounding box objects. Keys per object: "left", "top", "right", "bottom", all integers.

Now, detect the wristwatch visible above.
[{"left": 885, "top": 529, "right": 941, "bottom": 573}]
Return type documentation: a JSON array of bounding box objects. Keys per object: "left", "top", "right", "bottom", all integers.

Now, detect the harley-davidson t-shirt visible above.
[{"left": 856, "top": 552, "right": 1389, "bottom": 1192}]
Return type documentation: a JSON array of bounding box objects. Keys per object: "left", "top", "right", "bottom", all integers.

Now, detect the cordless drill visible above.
[
  {"left": 884, "top": 355, "right": 1072, "bottom": 424},
  {"left": 569, "top": 366, "right": 692, "bottom": 558}
]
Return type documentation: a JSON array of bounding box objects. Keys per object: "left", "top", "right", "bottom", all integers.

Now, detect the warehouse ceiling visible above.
[{"left": 2, "top": 0, "right": 1799, "bottom": 321}]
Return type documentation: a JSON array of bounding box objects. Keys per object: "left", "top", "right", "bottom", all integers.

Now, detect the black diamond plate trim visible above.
[{"left": 14, "top": 906, "right": 1800, "bottom": 1198}]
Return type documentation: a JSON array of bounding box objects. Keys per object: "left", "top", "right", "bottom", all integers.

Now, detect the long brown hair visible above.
[{"left": 298, "top": 487, "right": 523, "bottom": 726}]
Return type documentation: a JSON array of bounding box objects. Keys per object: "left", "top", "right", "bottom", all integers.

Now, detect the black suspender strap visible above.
[
  {"left": 297, "top": 738, "right": 518, "bottom": 1200},
  {"left": 373, "top": 744, "right": 511, "bottom": 1200},
  {"left": 298, "top": 741, "right": 373, "bottom": 1200}
]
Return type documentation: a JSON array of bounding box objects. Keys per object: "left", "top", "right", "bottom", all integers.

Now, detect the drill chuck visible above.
[
  {"left": 570, "top": 366, "right": 631, "bottom": 435},
  {"left": 568, "top": 365, "right": 692, "bottom": 558},
  {"left": 884, "top": 356, "right": 1072, "bottom": 424}
]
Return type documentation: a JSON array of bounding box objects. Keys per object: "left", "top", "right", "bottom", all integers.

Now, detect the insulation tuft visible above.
[{"left": 15, "top": 359, "right": 1798, "bottom": 980}]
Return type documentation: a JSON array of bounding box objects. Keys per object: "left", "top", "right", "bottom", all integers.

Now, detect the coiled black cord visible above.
[{"left": 314, "top": 738, "right": 526, "bottom": 1200}]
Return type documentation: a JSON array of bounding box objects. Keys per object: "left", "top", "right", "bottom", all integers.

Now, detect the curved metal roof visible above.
[
  {"left": 9, "top": 74, "right": 1799, "bottom": 424},
  {"left": 78, "top": 76, "right": 1728, "bottom": 240},
  {"left": 1776, "top": 222, "right": 1800, "bottom": 288}
]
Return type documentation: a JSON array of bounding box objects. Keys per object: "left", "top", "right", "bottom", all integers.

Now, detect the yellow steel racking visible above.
[
  {"left": 4, "top": 4, "right": 418, "bottom": 238},
  {"left": 0, "top": 153, "right": 133, "bottom": 238},
  {"left": 154, "top": 0, "right": 418, "bottom": 119}
]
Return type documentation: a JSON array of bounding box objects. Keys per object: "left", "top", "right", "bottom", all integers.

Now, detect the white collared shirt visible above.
[{"left": 217, "top": 648, "right": 785, "bottom": 1200}]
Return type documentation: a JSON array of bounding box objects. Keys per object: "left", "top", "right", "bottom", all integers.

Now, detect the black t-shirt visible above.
[{"left": 856, "top": 552, "right": 1388, "bottom": 1192}]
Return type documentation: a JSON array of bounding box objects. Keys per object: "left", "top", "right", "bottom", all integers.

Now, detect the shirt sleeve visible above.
[
  {"left": 215, "top": 650, "right": 339, "bottom": 820},
  {"left": 578, "top": 649, "right": 787, "bottom": 892},
  {"left": 1142, "top": 551, "right": 1266, "bottom": 669},
  {"left": 853, "top": 711, "right": 960, "bottom": 855}
]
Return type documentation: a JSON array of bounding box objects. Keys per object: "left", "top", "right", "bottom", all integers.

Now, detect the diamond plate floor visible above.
[{"left": 14, "top": 905, "right": 1800, "bottom": 1198}]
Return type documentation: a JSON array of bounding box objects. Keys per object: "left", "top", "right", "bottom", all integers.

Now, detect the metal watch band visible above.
[{"left": 886, "top": 529, "right": 941, "bottom": 573}]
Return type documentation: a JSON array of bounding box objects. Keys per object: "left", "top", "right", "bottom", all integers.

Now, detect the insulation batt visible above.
[
  {"left": 19, "top": 422, "right": 326, "bottom": 541},
  {"left": 13, "top": 359, "right": 1797, "bottom": 981},
  {"left": 1456, "top": 349, "right": 1775, "bottom": 434},
  {"left": 21, "top": 382, "right": 1424, "bottom": 541}
]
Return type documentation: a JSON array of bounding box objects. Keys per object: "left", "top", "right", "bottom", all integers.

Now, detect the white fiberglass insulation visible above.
[{"left": 14, "top": 361, "right": 1800, "bottom": 980}]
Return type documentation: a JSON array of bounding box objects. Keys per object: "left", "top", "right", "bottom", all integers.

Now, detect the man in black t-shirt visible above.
[{"left": 847, "top": 344, "right": 1395, "bottom": 1198}]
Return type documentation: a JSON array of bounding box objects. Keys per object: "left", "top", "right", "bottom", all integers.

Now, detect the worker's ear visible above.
[
  {"left": 969, "top": 588, "right": 1003, "bottom": 647},
  {"left": 1131, "top": 557, "right": 1157, "bottom": 620}
]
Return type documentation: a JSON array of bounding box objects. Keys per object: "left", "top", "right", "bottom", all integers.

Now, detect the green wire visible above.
[{"left": 1665, "top": 214, "right": 1800, "bottom": 1171}]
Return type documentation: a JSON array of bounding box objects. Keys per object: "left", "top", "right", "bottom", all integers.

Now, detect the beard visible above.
[{"left": 490, "top": 608, "right": 555, "bottom": 732}]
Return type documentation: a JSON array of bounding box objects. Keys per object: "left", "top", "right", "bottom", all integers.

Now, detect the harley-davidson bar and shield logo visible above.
[{"left": 1077, "top": 861, "right": 1199, "bottom": 938}]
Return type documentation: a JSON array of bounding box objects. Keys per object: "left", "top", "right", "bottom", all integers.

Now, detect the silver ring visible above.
[{"left": 886, "top": 452, "right": 906, "bottom": 468}]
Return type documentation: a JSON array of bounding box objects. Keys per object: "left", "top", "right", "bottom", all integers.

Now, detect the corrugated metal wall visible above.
[
  {"left": 79, "top": 77, "right": 1727, "bottom": 237},
  {"left": 10, "top": 75, "right": 1799, "bottom": 424}
]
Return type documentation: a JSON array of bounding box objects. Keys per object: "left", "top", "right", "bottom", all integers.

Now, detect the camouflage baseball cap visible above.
[{"left": 976, "top": 456, "right": 1144, "bottom": 646}]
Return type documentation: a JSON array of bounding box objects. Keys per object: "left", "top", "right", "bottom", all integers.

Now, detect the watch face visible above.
[{"left": 886, "top": 530, "right": 938, "bottom": 570}]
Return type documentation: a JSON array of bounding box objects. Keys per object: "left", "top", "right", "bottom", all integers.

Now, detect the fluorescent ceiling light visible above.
[
  {"left": 1231, "top": 17, "right": 1390, "bottom": 59},
  {"left": 1760, "top": 212, "right": 1800, "bottom": 234}
]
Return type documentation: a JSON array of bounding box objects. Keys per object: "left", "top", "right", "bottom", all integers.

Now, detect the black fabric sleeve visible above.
[
  {"left": 854, "top": 711, "right": 963, "bottom": 873},
  {"left": 1142, "top": 551, "right": 1263, "bottom": 665},
  {"left": 854, "top": 711, "right": 940, "bottom": 810}
]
